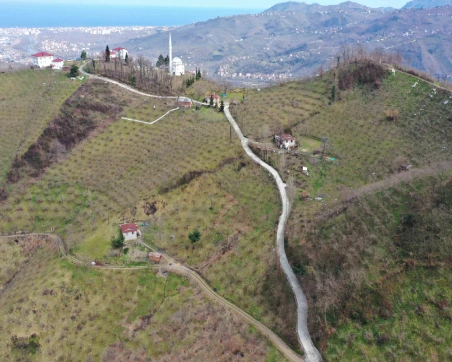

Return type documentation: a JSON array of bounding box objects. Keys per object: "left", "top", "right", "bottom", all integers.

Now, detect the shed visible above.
[
  {"left": 149, "top": 252, "right": 162, "bottom": 263},
  {"left": 177, "top": 96, "right": 193, "bottom": 108}
]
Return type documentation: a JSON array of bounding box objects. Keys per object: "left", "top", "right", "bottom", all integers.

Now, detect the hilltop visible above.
[{"left": 403, "top": 0, "right": 452, "bottom": 8}]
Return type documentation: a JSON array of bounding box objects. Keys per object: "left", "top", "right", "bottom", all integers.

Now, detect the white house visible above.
[
  {"left": 51, "top": 58, "right": 64, "bottom": 70},
  {"left": 120, "top": 223, "right": 140, "bottom": 241},
  {"left": 32, "top": 52, "right": 54, "bottom": 68},
  {"left": 275, "top": 134, "right": 296, "bottom": 150},
  {"left": 113, "top": 47, "right": 128, "bottom": 60}
]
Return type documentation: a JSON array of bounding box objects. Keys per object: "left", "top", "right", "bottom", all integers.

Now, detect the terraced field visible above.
[
  {"left": 229, "top": 78, "right": 331, "bottom": 140},
  {"left": 0, "top": 70, "right": 82, "bottom": 187}
]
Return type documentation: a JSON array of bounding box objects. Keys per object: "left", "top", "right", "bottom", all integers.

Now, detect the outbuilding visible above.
[
  {"left": 149, "top": 252, "right": 162, "bottom": 263},
  {"left": 177, "top": 97, "right": 193, "bottom": 108},
  {"left": 51, "top": 58, "right": 64, "bottom": 70}
]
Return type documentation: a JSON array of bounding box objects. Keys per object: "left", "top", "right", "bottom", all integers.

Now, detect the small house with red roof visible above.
[
  {"left": 120, "top": 223, "right": 141, "bottom": 241},
  {"left": 51, "top": 58, "right": 64, "bottom": 70},
  {"left": 32, "top": 52, "right": 54, "bottom": 68},
  {"left": 149, "top": 252, "right": 162, "bottom": 263},
  {"left": 113, "top": 47, "right": 128, "bottom": 60},
  {"left": 275, "top": 134, "right": 296, "bottom": 150},
  {"left": 205, "top": 93, "right": 220, "bottom": 106}
]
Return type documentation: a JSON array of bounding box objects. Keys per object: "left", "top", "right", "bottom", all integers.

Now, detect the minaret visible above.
[{"left": 169, "top": 33, "right": 173, "bottom": 75}]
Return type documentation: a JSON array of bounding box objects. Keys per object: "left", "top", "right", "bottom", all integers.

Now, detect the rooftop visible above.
[
  {"left": 120, "top": 223, "right": 138, "bottom": 234},
  {"left": 32, "top": 51, "right": 53, "bottom": 57}
]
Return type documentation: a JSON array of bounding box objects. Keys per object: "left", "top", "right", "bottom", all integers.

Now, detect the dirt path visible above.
[
  {"left": 224, "top": 104, "right": 322, "bottom": 362},
  {"left": 79, "top": 63, "right": 208, "bottom": 106},
  {"left": 0, "top": 233, "right": 303, "bottom": 362}
]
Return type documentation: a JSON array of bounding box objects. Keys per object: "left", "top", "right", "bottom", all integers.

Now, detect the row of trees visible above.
[
  {"left": 156, "top": 54, "right": 170, "bottom": 67},
  {"left": 185, "top": 67, "right": 202, "bottom": 88}
]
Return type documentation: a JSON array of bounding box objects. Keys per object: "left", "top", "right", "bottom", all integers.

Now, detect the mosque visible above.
[{"left": 169, "top": 33, "right": 185, "bottom": 76}]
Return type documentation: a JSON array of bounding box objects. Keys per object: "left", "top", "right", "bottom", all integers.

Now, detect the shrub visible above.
[
  {"left": 188, "top": 229, "right": 201, "bottom": 243},
  {"left": 384, "top": 109, "right": 399, "bottom": 121},
  {"left": 111, "top": 228, "right": 124, "bottom": 249}
]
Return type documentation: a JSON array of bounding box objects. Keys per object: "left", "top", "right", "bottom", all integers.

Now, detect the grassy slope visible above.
[
  {"left": 0, "top": 72, "right": 295, "bottom": 358},
  {"left": 0, "top": 70, "right": 82, "bottom": 187},
  {"left": 0, "top": 237, "right": 286, "bottom": 362},
  {"left": 232, "top": 63, "right": 452, "bottom": 359}
]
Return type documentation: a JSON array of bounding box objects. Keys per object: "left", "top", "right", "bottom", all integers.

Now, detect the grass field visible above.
[
  {"left": 0, "top": 70, "right": 82, "bottom": 187},
  {"left": 0, "top": 236, "right": 287, "bottom": 362}
]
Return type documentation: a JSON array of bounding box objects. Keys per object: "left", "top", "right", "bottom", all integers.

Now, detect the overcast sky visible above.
[{"left": 3, "top": 0, "right": 408, "bottom": 9}]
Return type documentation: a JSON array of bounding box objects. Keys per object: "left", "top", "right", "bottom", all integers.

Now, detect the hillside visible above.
[
  {"left": 232, "top": 59, "right": 452, "bottom": 359},
  {"left": 0, "top": 69, "right": 299, "bottom": 359},
  {"left": 0, "top": 235, "right": 286, "bottom": 361},
  {"left": 124, "top": 2, "right": 452, "bottom": 80}
]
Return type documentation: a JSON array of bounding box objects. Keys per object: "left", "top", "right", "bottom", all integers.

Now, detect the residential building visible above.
[
  {"left": 32, "top": 52, "right": 54, "bottom": 68},
  {"left": 120, "top": 223, "right": 140, "bottom": 241}
]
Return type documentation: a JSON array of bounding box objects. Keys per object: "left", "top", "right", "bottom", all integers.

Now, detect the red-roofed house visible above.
[
  {"left": 113, "top": 47, "right": 128, "bottom": 60},
  {"left": 120, "top": 223, "right": 140, "bottom": 241},
  {"left": 51, "top": 58, "right": 64, "bottom": 70},
  {"left": 205, "top": 93, "right": 220, "bottom": 106},
  {"left": 32, "top": 52, "right": 54, "bottom": 68},
  {"left": 275, "top": 134, "right": 296, "bottom": 150}
]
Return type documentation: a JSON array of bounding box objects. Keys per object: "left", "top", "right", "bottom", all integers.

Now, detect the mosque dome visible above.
[{"left": 173, "top": 57, "right": 183, "bottom": 64}]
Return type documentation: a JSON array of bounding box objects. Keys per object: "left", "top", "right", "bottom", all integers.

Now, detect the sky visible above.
[{"left": 2, "top": 0, "right": 409, "bottom": 9}]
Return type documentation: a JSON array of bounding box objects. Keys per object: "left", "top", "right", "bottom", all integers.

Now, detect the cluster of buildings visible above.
[{"left": 31, "top": 52, "right": 64, "bottom": 69}]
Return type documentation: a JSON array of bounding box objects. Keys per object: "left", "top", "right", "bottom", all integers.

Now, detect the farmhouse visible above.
[
  {"left": 32, "top": 52, "right": 54, "bottom": 68},
  {"left": 51, "top": 58, "right": 64, "bottom": 70},
  {"left": 275, "top": 134, "right": 296, "bottom": 150},
  {"left": 177, "top": 96, "right": 192, "bottom": 108},
  {"left": 120, "top": 223, "right": 140, "bottom": 241},
  {"left": 112, "top": 47, "right": 128, "bottom": 60},
  {"left": 149, "top": 252, "right": 162, "bottom": 263},
  {"left": 206, "top": 93, "right": 220, "bottom": 105}
]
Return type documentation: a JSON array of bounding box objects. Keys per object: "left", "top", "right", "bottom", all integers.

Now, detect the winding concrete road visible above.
[{"left": 224, "top": 104, "right": 322, "bottom": 362}]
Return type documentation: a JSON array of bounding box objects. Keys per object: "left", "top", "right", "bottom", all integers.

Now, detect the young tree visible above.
[
  {"left": 105, "top": 45, "right": 110, "bottom": 62},
  {"left": 164, "top": 55, "right": 169, "bottom": 66},
  {"left": 125, "top": 53, "right": 129, "bottom": 65},
  {"left": 210, "top": 94, "right": 214, "bottom": 106},
  {"left": 69, "top": 64, "right": 79, "bottom": 78},
  {"left": 219, "top": 99, "right": 224, "bottom": 112},
  {"left": 91, "top": 58, "right": 96, "bottom": 72},
  {"left": 80, "top": 50, "right": 87, "bottom": 60},
  {"left": 188, "top": 230, "right": 201, "bottom": 243},
  {"left": 197, "top": 68, "right": 202, "bottom": 80},
  {"left": 111, "top": 228, "right": 125, "bottom": 249}
]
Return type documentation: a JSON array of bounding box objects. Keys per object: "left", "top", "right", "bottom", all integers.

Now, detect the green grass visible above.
[{"left": 326, "top": 268, "right": 452, "bottom": 361}]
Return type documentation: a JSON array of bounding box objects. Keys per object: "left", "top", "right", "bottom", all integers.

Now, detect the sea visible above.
[{"left": 0, "top": 4, "right": 263, "bottom": 28}]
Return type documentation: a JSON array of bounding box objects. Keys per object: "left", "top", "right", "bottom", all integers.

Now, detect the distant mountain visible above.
[
  {"left": 403, "top": 0, "right": 452, "bottom": 8},
  {"left": 264, "top": 1, "right": 371, "bottom": 13},
  {"left": 124, "top": 3, "right": 452, "bottom": 80}
]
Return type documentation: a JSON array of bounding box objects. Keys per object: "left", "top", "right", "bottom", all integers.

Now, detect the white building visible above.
[
  {"left": 120, "top": 223, "right": 140, "bottom": 241},
  {"left": 113, "top": 47, "right": 128, "bottom": 60},
  {"left": 32, "top": 52, "right": 54, "bottom": 68},
  {"left": 51, "top": 58, "right": 64, "bottom": 70},
  {"left": 169, "top": 33, "right": 185, "bottom": 76},
  {"left": 275, "top": 134, "right": 296, "bottom": 150}
]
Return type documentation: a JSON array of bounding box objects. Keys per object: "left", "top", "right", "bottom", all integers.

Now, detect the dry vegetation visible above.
[
  {"left": 232, "top": 59, "right": 452, "bottom": 358},
  {"left": 0, "top": 236, "right": 286, "bottom": 362},
  {"left": 0, "top": 70, "right": 82, "bottom": 192},
  {"left": 0, "top": 71, "right": 299, "bottom": 358}
]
